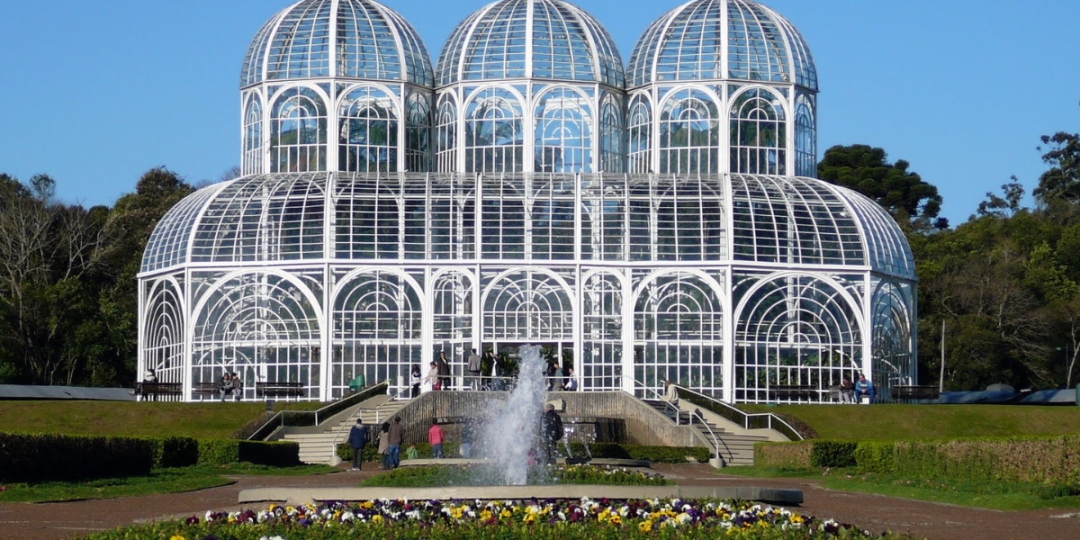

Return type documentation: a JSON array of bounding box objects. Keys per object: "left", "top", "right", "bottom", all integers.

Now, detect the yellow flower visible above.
[
  {"left": 500, "top": 509, "right": 512, "bottom": 520},
  {"left": 480, "top": 510, "right": 493, "bottom": 521},
  {"left": 791, "top": 514, "right": 804, "bottom": 524},
  {"left": 523, "top": 513, "right": 536, "bottom": 524},
  {"left": 360, "top": 501, "right": 374, "bottom": 510},
  {"left": 169, "top": 536, "right": 185, "bottom": 540},
  {"left": 609, "top": 515, "right": 622, "bottom": 526},
  {"left": 638, "top": 520, "right": 653, "bottom": 533},
  {"left": 371, "top": 515, "right": 384, "bottom": 524}
]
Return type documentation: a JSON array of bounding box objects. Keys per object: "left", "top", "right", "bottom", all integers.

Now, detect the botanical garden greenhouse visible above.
[{"left": 138, "top": 0, "right": 917, "bottom": 404}]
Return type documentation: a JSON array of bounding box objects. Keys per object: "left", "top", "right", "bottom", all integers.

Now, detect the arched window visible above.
[
  {"left": 465, "top": 88, "right": 524, "bottom": 173},
  {"left": 795, "top": 94, "right": 816, "bottom": 177},
  {"left": 599, "top": 93, "right": 624, "bottom": 174},
  {"left": 339, "top": 86, "right": 398, "bottom": 172},
  {"left": 534, "top": 87, "right": 592, "bottom": 173},
  {"left": 406, "top": 91, "right": 433, "bottom": 173},
  {"left": 436, "top": 94, "right": 458, "bottom": 173},
  {"left": 271, "top": 87, "right": 327, "bottom": 173},
  {"left": 659, "top": 89, "right": 719, "bottom": 175},
  {"left": 243, "top": 97, "right": 263, "bottom": 175},
  {"left": 730, "top": 89, "right": 786, "bottom": 175},
  {"left": 627, "top": 95, "right": 651, "bottom": 174}
]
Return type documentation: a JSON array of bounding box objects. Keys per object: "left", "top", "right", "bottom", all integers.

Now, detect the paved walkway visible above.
[{"left": 2, "top": 464, "right": 1079, "bottom": 540}]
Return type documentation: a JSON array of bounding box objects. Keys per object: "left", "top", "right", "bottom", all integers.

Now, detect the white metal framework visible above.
[{"left": 138, "top": 0, "right": 917, "bottom": 404}]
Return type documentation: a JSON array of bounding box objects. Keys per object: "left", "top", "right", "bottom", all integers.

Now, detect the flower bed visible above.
[
  {"left": 362, "top": 464, "right": 673, "bottom": 487},
  {"left": 78, "top": 498, "right": 915, "bottom": 539}
]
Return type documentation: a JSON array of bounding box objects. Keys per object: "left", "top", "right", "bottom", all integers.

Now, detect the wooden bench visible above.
[
  {"left": 134, "top": 381, "right": 182, "bottom": 401},
  {"left": 893, "top": 385, "right": 940, "bottom": 400},
  {"left": 256, "top": 381, "right": 305, "bottom": 398},
  {"left": 771, "top": 385, "right": 817, "bottom": 401},
  {"left": 193, "top": 382, "right": 222, "bottom": 398}
]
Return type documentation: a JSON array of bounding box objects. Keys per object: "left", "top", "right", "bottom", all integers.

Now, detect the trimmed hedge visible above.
[
  {"left": 145, "top": 436, "right": 200, "bottom": 468},
  {"left": 337, "top": 441, "right": 709, "bottom": 464},
  {"left": 197, "top": 439, "right": 301, "bottom": 467},
  {"left": 756, "top": 434, "right": 1080, "bottom": 485},
  {"left": 0, "top": 432, "right": 300, "bottom": 483},
  {"left": 0, "top": 432, "right": 153, "bottom": 483}
]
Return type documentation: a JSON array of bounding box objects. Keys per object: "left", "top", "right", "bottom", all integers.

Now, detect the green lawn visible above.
[
  {"left": 0, "top": 463, "right": 337, "bottom": 503},
  {"left": 719, "top": 466, "right": 1080, "bottom": 511},
  {"left": 740, "top": 404, "right": 1080, "bottom": 440},
  {"left": 0, "top": 400, "right": 324, "bottom": 439}
]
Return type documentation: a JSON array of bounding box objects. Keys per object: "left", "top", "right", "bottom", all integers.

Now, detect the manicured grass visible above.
[
  {"left": 718, "top": 467, "right": 1080, "bottom": 511},
  {"left": 0, "top": 400, "right": 325, "bottom": 439},
  {"left": 739, "top": 404, "right": 1080, "bottom": 440},
  {"left": 0, "top": 463, "right": 337, "bottom": 503}
]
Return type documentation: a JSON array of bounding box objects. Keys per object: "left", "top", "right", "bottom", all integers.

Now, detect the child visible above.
[{"left": 405, "top": 443, "right": 419, "bottom": 460}]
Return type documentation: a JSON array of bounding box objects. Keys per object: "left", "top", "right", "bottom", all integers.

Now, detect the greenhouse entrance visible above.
[{"left": 490, "top": 342, "right": 574, "bottom": 385}]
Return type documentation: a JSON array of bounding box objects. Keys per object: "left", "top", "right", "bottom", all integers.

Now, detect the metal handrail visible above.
[
  {"left": 329, "top": 384, "right": 412, "bottom": 452},
  {"left": 246, "top": 381, "right": 389, "bottom": 441},
  {"left": 632, "top": 378, "right": 682, "bottom": 425},
  {"left": 675, "top": 385, "right": 804, "bottom": 441},
  {"left": 688, "top": 408, "right": 727, "bottom": 465}
]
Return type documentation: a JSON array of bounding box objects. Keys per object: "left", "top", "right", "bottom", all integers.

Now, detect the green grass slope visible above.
[
  {"left": 0, "top": 401, "right": 273, "bottom": 439},
  {"left": 741, "top": 404, "right": 1080, "bottom": 440}
]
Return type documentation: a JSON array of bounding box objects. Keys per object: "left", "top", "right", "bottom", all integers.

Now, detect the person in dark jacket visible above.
[
  {"left": 387, "top": 416, "right": 404, "bottom": 468},
  {"left": 437, "top": 351, "right": 451, "bottom": 390},
  {"left": 347, "top": 420, "right": 369, "bottom": 471},
  {"left": 539, "top": 404, "right": 563, "bottom": 465}
]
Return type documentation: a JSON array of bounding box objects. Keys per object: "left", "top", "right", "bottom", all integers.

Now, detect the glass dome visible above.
[
  {"left": 627, "top": 0, "right": 817, "bottom": 90},
  {"left": 436, "top": 0, "right": 625, "bottom": 88},
  {"left": 241, "top": 0, "right": 434, "bottom": 88}
]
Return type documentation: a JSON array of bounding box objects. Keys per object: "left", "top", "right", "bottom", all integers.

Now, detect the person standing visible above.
[
  {"left": 467, "top": 348, "right": 482, "bottom": 390},
  {"left": 377, "top": 422, "right": 390, "bottom": 470},
  {"left": 424, "top": 361, "right": 440, "bottom": 391},
  {"left": 347, "top": 420, "right": 369, "bottom": 471},
  {"left": 563, "top": 367, "right": 578, "bottom": 391},
  {"left": 387, "top": 416, "right": 404, "bottom": 468},
  {"left": 662, "top": 379, "right": 679, "bottom": 420},
  {"left": 437, "top": 351, "right": 451, "bottom": 391},
  {"left": 410, "top": 364, "right": 422, "bottom": 398},
  {"left": 539, "top": 403, "right": 563, "bottom": 465},
  {"left": 428, "top": 419, "right": 445, "bottom": 459}
]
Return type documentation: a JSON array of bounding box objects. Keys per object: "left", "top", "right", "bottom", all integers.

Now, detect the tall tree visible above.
[
  {"left": 1034, "top": 132, "right": 1080, "bottom": 204},
  {"left": 818, "top": 144, "right": 944, "bottom": 228}
]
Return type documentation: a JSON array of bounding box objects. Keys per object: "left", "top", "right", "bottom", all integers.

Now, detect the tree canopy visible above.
[{"left": 817, "top": 144, "right": 944, "bottom": 229}]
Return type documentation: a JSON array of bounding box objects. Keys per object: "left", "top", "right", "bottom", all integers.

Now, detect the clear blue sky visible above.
[{"left": 1, "top": 0, "right": 1077, "bottom": 226}]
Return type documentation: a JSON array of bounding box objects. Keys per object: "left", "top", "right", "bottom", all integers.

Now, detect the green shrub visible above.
[
  {"left": 754, "top": 441, "right": 813, "bottom": 469},
  {"left": 145, "top": 436, "right": 199, "bottom": 468},
  {"left": 810, "top": 439, "right": 857, "bottom": 468},
  {"left": 854, "top": 441, "right": 895, "bottom": 473},
  {"left": 0, "top": 432, "right": 153, "bottom": 483},
  {"left": 198, "top": 439, "right": 299, "bottom": 467}
]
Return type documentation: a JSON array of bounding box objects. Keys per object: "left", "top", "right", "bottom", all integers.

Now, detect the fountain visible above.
[{"left": 474, "top": 344, "right": 547, "bottom": 485}]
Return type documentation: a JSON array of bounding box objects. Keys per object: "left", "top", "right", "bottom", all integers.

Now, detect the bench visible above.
[
  {"left": 193, "top": 382, "right": 222, "bottom": 398},
  {"left": 893, "top": 385, "right": 940, "bottom": 400},
  {"left": 133, "top": 381, "right": 182, "bottom": 401},
  {"left": 770, "top": 385, "right": 817, "bottom": 401},
  {"left": 256, "top": 381, "right": 305, "bottom": 398}
]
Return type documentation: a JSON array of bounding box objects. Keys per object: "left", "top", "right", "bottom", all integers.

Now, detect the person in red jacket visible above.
[{"left": 428, "top": 419, "right": 445, "bottom": 459}]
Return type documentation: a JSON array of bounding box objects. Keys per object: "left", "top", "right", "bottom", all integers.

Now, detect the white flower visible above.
[
  {"left": 205, "top": 511, "right": 215, "bottom": 522},
  {"left": 557, "top": 511, "right": 566, "bottom": 521},
  {"left": 340, "top": 511, "right": 355, "bottom": 522}
]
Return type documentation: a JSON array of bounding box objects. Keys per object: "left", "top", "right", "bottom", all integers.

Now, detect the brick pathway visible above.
[{"left": 1, "top": 464, "right": 1078, "bottom": 540}]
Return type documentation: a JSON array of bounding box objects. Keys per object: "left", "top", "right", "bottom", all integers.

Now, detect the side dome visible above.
[
  {"left": 628, "top": 0, "right": 817, "bottom": 90},
  {"left": 240, "top": 0, "right": 434, "bottom": 88},
  {"left": 436, "top": 0, "right": 625, "bottom": 88}
]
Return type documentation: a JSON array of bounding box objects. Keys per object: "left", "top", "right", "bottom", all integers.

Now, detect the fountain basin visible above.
[{"left": 238, "top": 484, "right": 803, "bottom": 506}]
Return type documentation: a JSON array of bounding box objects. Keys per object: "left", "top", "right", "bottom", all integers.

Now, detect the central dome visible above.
[
  {"left": 436, "top": 0, "right": 625, "bottom": 88},
  {"left": 240, "top": 0, "right": 434, "bottom": 88}
]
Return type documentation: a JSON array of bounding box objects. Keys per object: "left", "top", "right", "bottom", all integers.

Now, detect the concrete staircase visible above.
[
  {"left": 283, "top": 395, "right": 412, "bottom": 465},
  {"left": 643, "top": 399, "right": 771, "bottom": 467}
]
